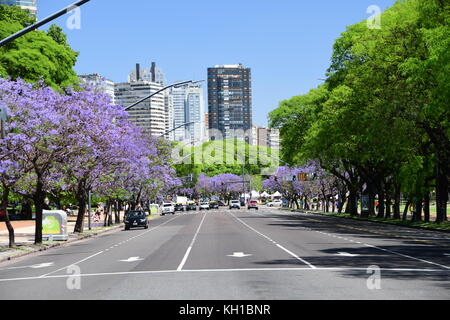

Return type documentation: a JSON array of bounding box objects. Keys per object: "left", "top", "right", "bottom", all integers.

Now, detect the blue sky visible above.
[{"left": 38, "top": 0, "right": 396, "bottom": 127}]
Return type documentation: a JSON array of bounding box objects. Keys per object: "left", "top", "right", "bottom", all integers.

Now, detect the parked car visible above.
[
  {"left": 247, "top": 200, "right": 259, "bottom": 210},
  {"left": 174, "top": 203, "right": 185, "bottom": 212},
  {"left": 267, "top": 199, "right": 283, "bottom": 207},
  {"left": 124, "top": 210, "right": 149, "bottom": 230},
  {"left": 161, "top": 202, "right": 175, "bottom": 216},
  {"left": 186, "top": 201, "right": 197, "bottom": 211},
  {"left": 199, "top": 202, "right": 210, "bottom": 211},
  {"left": 209, "top": 201, "right": 219, "bottom": 209},
  {"left": 229, "top": 200, "right": 241, "bottom": 210}
]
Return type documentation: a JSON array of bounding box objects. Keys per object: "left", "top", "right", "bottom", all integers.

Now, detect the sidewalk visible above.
[{"left": 0, "top": 212, "right": 128, "bottom": 263}]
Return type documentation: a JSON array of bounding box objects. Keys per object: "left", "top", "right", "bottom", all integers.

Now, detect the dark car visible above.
[
  {"left": 124, "top": 210, "right": 148, "bottom": 230},
  {"left": 247, "top": 200, "right": 259, "bottom": 210},
  {"left": 209, "top": 201, "right": 219, "bottom": 209},
  {"left": 174, "top": 203, "right": 185, "bottom": 212},
  {"left": 217, "top": 200, "right": 226, "bottom": 206},
  {"left": 186, "top": 202, "right": 197, "bottom": 211}
]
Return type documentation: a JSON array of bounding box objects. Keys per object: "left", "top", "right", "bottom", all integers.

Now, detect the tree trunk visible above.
[
  {"left": 74, "top": 181, "right": 87, "bottom": 233},
  {"left": 1, "top": 186, "right": 15, "bottom": 248},
  {"left": 413, "top": 198, "right": 423, "bottom": 222},
  {"left": 33, "top": 176, "right": 45, "bottom": 244},
  {"left": 423, "top": 192, "right": 430, "bottom": 223},
  {"left": 402, "top": 200, "right": 410, "bottom": 221},
  {"left": 393, "top": 183, "right": 401, "bottom": 219},
  {"left": 385, "top": 193, "right": 391, "bottom": 219},
  {"left": 347, "top": 188, "right": 358, "bottom": 216},
  {"left": 435, "top": 162, "right": 448, "bottom": 223}
]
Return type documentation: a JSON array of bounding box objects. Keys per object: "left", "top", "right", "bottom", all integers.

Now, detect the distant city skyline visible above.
[{"left": 36, "top": 0, "right": 397, "bottom": 127}]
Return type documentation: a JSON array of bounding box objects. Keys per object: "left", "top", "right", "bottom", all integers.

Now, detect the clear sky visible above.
[{"left": 37, "top": 0, "right": 396, "bottom": 127}]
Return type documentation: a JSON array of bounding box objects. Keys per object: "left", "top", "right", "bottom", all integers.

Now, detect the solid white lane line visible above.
[
  {"left": 177, "top": 212, "right": 208, "bottom": 271},
  {"left": 230, "top": 212, "right": 316, "bottom": 269},
  {"left": 1, "top": 267, "right": 449, "bottom": 283},
  {"left": 39, "top": 215, "right": 181, "bottom": 278}
]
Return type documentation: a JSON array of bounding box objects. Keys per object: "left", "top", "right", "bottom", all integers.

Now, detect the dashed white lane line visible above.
[
  {"left": 280, "top": 212, "right": 450, "bottom": 270},
  {"left": 230, "top": 212, "right": 316, "bottom": 269},
  {"left": 39, "top": 215, "right": 180, "bottom": 278},
  {"left": 177, "top": 212, "right": 208, "bottom": 271}
]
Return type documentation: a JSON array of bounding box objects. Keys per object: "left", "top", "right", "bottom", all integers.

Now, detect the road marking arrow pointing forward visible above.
[
  {"left": 119, "top": 257, "right": 144, "bottom": 262},
  {"left": 335, "top": 252, "right": 360, "bottom": 257},
  {"left": 228, "top": 252, "right": 252, "bottom": 258}
]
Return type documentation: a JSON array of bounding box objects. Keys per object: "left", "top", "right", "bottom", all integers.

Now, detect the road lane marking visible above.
[
  {"left": 1, "top": 267, "right": 449, "bottom": 283},
  {"left": 39, "top": 215, "right": 180, "bottom": 278},
  {"left": 177, "top": 212, "right": 208, "bottom": 271},
  {"left": 230, "top": 212, "right": 316, "bottom": 269},
  {"left": 363, "top": 243, "right": 450, "bottom": 270}
]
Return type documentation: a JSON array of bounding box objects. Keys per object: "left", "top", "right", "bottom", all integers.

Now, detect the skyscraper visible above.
[
  {"left": 170, "top": 83, "right": 205, "bottom": 144},
  {"left": 185, "top": 84, "right": 205, "bottom": 144},
  {"left": 207, "top": 64, "right": 252, "bottom": 141},
  {"left": 0, "top": 0, "right": 37, "bottom": 16},
  {"left": 128, "top": 62, "right": 166, "bottom": 85},
  {"left": 115, "top": 64, "right": 166, "bottom": 137}
]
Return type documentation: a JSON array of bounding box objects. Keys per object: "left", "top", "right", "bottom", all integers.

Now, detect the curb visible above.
[
  {"left": 0, "top": 224, "right": 124, "bottom": 264},
  {"left": 281, "top": 208, "right": 450, "bottom": 234}
]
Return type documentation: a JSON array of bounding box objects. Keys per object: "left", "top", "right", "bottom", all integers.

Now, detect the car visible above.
[
  {"left": 186, "top": 202, "right": 197, "bottom": 211},
  {"left": 199, "top": 202, "right": 210, "bottom": 210},
  {"left": 124, "top": 210, "right": 149, "bottom": 230},
  {"left": 229, "top": 200, "right": 241, "bottom": 210},
  {"left": 161, "top": 202, "right": 175, "bottom": 215},
  {"left": 217, "top": 200, "right": 226, "bottom": 206},
  {"left": 247, "top": 200, "right": 259, "bottom": 210},
  {"left": 209, "top": 201, "right": 219, "bottom": 209},
  {"left": 174, "top": 203, "right": 185, "bottom": 212},
  {"left": 267, "top": 199, "right": 283, "bottom": 207}
]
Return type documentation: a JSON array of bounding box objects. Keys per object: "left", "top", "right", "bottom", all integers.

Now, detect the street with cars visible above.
[{"left": 0, "top": 202, "right": 449, "bottom": 300}]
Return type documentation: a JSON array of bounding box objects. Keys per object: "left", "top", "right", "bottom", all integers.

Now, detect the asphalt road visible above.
[{"left": 0, "top": 207, "right": 449, "bottom": 300}]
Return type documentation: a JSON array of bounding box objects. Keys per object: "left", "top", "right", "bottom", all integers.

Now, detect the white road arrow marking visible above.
[
  {"left": 6, "top": 262, "right": 54, "bottom": 270},
  {"left": 119, "top": 257, "right": 144, "bottom": 262},
  {"left": 227, "top": 252, "right": 252, "bottom": 258},
  {"left": 335, "top": 252, "right": 360, "bottom": 257}
]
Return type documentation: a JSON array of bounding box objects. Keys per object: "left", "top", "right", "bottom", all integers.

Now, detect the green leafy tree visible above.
[{"left": 0, "top": 5, "right": 79, "bottom": 89}]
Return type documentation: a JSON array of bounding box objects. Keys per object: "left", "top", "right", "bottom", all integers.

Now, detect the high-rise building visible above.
[
  {"left": 115, "top": 64, "right": 166, "bottom": 137},
  {"left": 251, "top": 125, "right": 280, "bottom": 150},
  {"left": 79, "top": 73, "right": 115, "bottom": 105},
  {"left": 128, "top": 62, "right": 166, "bottom": 85},
  {"left": 170, "top": 83, "right": 205, "bottom": 144},
  {"left": 171, "top": 85, "right": 187, "bottom": 142},
  {"left": 0, "top": 0, "right": 37, "bottom": 16},
  {"left": 207, "top": 64, "right": 252, "bottom": 141},
  {"left": 185, "top": 84, "right": 205, "bottom": 144}
]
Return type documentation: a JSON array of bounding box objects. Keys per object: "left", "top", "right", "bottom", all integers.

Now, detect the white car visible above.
[
  {"left": 229, "top": 200, "right": 241, "bottom": 209},
  {"left": 267, "top": 199, "right": 283, "bottom": 207},
  {"left": 161, "top": 202, "right": 175, "bottom": 215},
  {"left": 199, "top": 202, "right": 210, "bottom": 211}
]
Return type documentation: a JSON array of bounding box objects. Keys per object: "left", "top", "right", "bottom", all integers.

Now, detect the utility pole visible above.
[{"left": 0, "top": 0, "right": 92, "bottom": 47}]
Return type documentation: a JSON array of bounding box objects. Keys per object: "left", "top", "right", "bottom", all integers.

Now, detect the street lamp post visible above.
[
  {"left": 0, "top": 0, "right": 92, "bottom": 48},
  {"left": 159, "top": 121, "right": 196, "bottom": 139}
]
